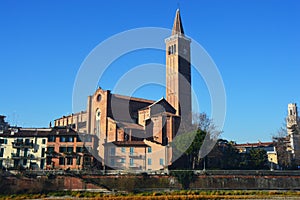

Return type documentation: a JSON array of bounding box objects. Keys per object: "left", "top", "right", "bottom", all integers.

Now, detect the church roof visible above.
[
  {"left": 172, "top": 9, "right": 184, "bottom": 36},
  {"left": 107, "top": 141, "right": 149, "bottom": 147},
  {"left": 139, "top": 97, "right": 176, "bottom": 115},
  {"left": 116, "top": 121, "right": 144, "bottom": 131},
  {"left": 112, "top": 94, "right": 154, "bottom": 104}
]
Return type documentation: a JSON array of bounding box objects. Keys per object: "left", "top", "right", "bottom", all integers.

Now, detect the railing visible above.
[
  {"left": 12, "top": 142, "right": 34, "bottom": 148},
  {"left": 129, "top": 153, "right": 145, "bottom": 159},
  {"left": 8, "top": 169, "right": 300, "bottom": 177},
  {"left": 11, "top": 153, "right": 21, "bottom": 158}
]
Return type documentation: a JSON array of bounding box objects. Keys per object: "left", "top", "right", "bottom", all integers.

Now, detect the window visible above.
[
  {"left": 41, "top": 148, "right": 45, "bottom": 157},
  {"left": 17, "top": 138, "right": 23, "bottom": 143},
  {"left": 76, "top": 136, "right": 82, "bottom": 142},
  {"left": 40, "top": 159, "right": 45, "bottom": 169},
  {"left": 121, "top": 147, "right": 125, "bottom": 153},
  {"left": 174, "top": 44, "right": 176, "bottom": 53},
  {"left": 130, "top": 158, "right": 134, "bottom": 166},
  {"left": 46, "top": 157, "right": 52, "bottom": 165},
  {"left": 0, "top": 160, "right": 2, "bottom": 168},
  {"left": 59, "top": 157, "right": 65, "bottom": 165},
  {"left": 110, "top": 158, "right": 115, "bottom": 166},
  {"left": 97, "top": 94, "right": 102, "bottom": 102},
  {"left": 67, "top": 147, "right": 73, "bottom": 153},
  {"left": 4, "top": 139, "right": 7, "bottom": 144},
  {"left": 25, "top": 139, "right": 30, "bottom": 144},
  {"left": 59, "top": 147, "right": 66, "bottom": 153},
  {"left": 160, "top": 158, "right": 164, "bottom": 165},
  {"left": 60, "top": 136, "right": 66, "bottom": 142},
  {"left": 148, "top": 147, "right": 152, "bottom": 153},
  {"left": 23, "top": 159, "right": 27, "bottom": 166},
  {"left": 48, "top": 136, "right": 55, "bottom": 142},
  {"left": 84, "top": 157, "right": 91, "bottom": 166},
  {"left": 95, "top": 110, "right": 101, "bottom": 137},
  {"left": 120, "top": 158, "right": 125, "bottom": 163},
  {"left": 110, "top": 147, "right": 115, "bottom": 156},
  {"left": 130, "top": 147, "right": 134, "bottom": 155},
  {"left": 24, "top": 148, "right": 28, "bottom": 157},
  {"left": 66, "top": 136, "right": 73, "bottom": 142},
  {"left": 42, "top": 139, "right": 46, "bottom": 144},
  {"left": 148, "top": 158, "right": 152, "bottom": 165},
  {"left": 0, "top": 148, "right": 4, "bottom": 157},
  {"left": 66, "top": 157, "right": 73, "bottom": 165},
  {"left": 47, "top": 147, "right": 55, "bottom": 153},
  {"left": 16, "top": 148, "right": 20, "bottom": 157},
  {"left": 76, "top": 147, "right": 83, "bottom": 153}
]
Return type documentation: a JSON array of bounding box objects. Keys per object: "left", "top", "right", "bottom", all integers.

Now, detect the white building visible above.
[{"left": 0, "top": 128, "right": 49, "bottom": 170}]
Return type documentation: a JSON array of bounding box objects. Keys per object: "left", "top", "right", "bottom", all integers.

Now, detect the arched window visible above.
[{"left": 95, "top": 109, "right": 101, "bottom": 138}]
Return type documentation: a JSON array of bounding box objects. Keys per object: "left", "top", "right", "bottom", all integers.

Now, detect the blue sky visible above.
[{"left": 0, "top": 0, "right": 299, "bottom": 143}]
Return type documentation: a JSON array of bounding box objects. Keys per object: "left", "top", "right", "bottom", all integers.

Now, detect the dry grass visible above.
[{"left": 0, "top": 190, "right": 300, "bottom": 200}]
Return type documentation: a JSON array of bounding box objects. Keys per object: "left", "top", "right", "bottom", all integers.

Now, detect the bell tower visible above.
[{"left": 165, "top": 9, "right": 191, "bottom": 120}]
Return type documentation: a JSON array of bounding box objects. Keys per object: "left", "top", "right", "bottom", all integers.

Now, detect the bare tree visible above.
[{"left": 273, "top": 126, "right": 293, "bottom": 169}]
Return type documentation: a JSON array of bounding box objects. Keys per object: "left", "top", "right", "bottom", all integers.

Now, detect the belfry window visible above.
[{"left": 168, "top": 44, "right": 176, "bottom": 55}]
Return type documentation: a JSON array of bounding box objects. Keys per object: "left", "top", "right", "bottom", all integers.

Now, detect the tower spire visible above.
[{"left": 172, "top": 9, "right": 184, "bottom": 36}]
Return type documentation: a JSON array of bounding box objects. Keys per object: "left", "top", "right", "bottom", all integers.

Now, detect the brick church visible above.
[{"left": 54, "top": 9, "right": 192, "bottom": 170}]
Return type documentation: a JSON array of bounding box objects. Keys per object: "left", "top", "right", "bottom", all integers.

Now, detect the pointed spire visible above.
[{"left": 172, "top": 9, "right": 184, "bottom": 36}]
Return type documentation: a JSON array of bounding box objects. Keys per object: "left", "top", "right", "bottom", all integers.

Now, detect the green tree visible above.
[
  {"left": 170, "top": 170, "right": 195, "bottom": 189},
  {"left": 206, "top": 139, "right": 241, "bottom": 170},
  {"left": 172, "top": 113, "right": 220, "bottom": 169},
  {"left": 186, "top": 129, "right": 206, "bottom": 169},
  {"left": 249, "top": 148, "right": 268, "bottom": 169}
]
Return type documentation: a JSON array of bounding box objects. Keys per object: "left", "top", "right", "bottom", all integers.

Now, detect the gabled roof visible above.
[
  {"left": 172, "top": 9, "right": 184, "bottom": 36},
  {"left": 139, "top": 97, "right": 176, "bottom": 115}
]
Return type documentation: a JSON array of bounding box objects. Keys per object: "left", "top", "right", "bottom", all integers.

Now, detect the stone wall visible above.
[{"left": 1, "top": 170, "right": 300, "bottom": 194}]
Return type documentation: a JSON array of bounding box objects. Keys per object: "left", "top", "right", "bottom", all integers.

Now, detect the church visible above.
[{"left": 54, "top": 9, "right": 192, "bottom": 170}]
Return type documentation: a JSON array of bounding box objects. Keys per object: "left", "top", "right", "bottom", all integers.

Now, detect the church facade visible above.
[{"left": 54, "top": 9, "right": 192, "bottom": 170}]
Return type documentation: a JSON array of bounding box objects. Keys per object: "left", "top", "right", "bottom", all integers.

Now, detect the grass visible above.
[{"left": 0, "top": 190, "right": 299, "bottom": 199}]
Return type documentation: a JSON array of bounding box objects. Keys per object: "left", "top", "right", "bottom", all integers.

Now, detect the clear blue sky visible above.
[{"left": 1, "top": 0, "right": 299, "bottom": 143}]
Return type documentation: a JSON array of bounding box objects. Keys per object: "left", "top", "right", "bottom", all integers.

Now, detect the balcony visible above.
[
  {"left": 28, "top": 154, "right": 39, "bottom": 160},
  {"left": 12, "top": 141, "right": 34, "bottom": 149},
  {"left": 109, "top": 153, "right": 126, "bottom": 158},
  {"left": 129, "top": 153, "right": 145, "bottom": 159},
  {"left": 129, "top": 163, "right": 143, "bottom": 169},
  {"left": 11, "top": 153, "right": 21, "bottom": 159}
]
